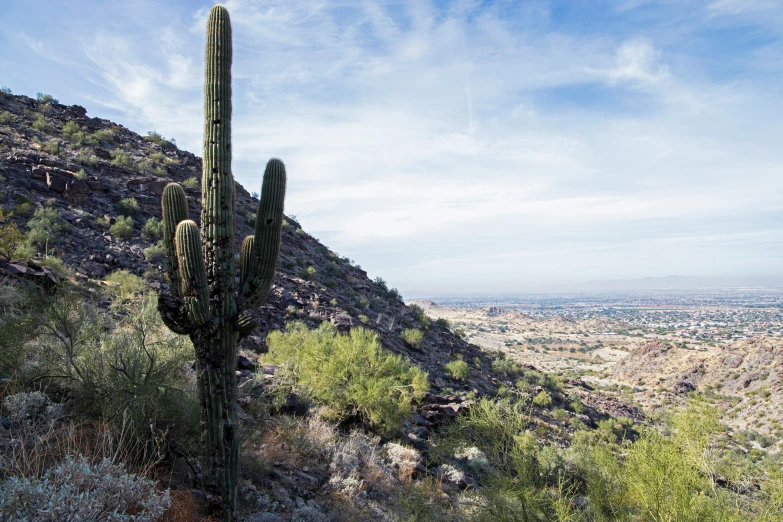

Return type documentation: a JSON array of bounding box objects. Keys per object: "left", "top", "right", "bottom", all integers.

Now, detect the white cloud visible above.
[{"left": 8, "top": 0, "right": 783, "bottom": 293}]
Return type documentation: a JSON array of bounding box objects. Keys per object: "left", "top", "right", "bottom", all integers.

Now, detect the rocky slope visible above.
[
  {"left": 0, "top": 91, "right": 499, "bottom": 395},
  {"left": 610, "top": 338, "right": 783, "bottom": 438}
]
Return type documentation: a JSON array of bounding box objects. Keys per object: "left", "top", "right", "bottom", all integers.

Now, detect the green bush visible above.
[
  {"left": 74, "top": 168, "right": 88, "bottom": 180},
  {"left": 90, "top": 129, "right": 115, "bottom": 145},
  {"left": 141, "top": 217, "right": 163, "bottom": 240},
  {"left": 118, "top": 197, "right": 140, "bottom": 216},
  {"left": 26, "top": 207, "right": 67, "bottom": 251},
  {"left": 144, "top": 130, "right": 174, "bottom": 146},
  {"left": 105, "top": 270, "right": 145, "bottom": 299},
  {"left": 434, "top": 317, "right": 451, "bottom": 328},
  {"left": 400, "top": 328, "right": 424, "bottom": 348},
  {"left": 182, "top": 177, "right": 198, "bottom": 189},
  {"left": 143, "top": 241, "right": 165, "bottom": 263},
  {"left": 42, "top": 140, "right": 60, "bottom": 155},
  {"left": 110, "top": 149, "right": 134, "bottom": 169},
  {"left": 36, "top": 92, "right": 58, "bottom": 105},
  {"left": 32, "top": 114, "right": 54, "bottom": 133},
  {"left": 110, "top": 215, "right": 134, "bottom": 239},
  {"left": 21, "top": 289, "right": 199, "bottom": 453},
  {"left": 0, "top": 111, "right": 12, "bottom": 125},
  {"left": 61, "top": 120, "right": 80, "bottom": 139},
  {"left": 299, "top": 265, "right": 317, "bottom": 281},
  {"left": 264, "top": 322, "right": 429, "bottom": 433},
  {"left": 532, "top": 390, "right": 552, "bottom": 408},
  {"left": 445, "top": 359, "right": 469, "bottom": 381}
]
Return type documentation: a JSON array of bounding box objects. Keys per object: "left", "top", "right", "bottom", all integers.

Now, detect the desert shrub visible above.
[
  {"left": 0, "top": 86, "right": 11, "bottom": 97},
  {"left": 38, "top": 255, "right": 71, "bottom": 278},
  {"left": 299, "top": 265, "right": 317, "bottom": 281},
  {"left": 74, "top": 168, "right": 88, "bottom": 180},
  {"left": 26, "top": 207, "right": 66, "bottom": 251},
  {"left": 182, "top": 177, "right": 198, "bottom": 189},
  {"left": 445, "top": 359, "right": 469, "bottom": 381},
  {"left": 533, "top": 390, "right": 552, "bottom": 408},
  {"left": 105, "top": 270, "right": 144, "bottom": 300},
  {"left": 144, "top": 130, "right": 174, "bottom": 147},
  {"left": 74, "top": 150, "right": 100, "bottom": 165},
  {"left": 41, "top": 140, "right": 60, "bottom": 156},
  {"left": 110, "top": 215, "right": 134, "bottom": 239},
  {"left": 0, "top": 455, "right": 170, "bottom": 521},
  {"left": 400, "top": 328, "right": 424, "bottom": 348},
  {"left": 0, "top": 111, "right": 11, "bottom": 125},
  {"left": 143, "top": 241, "right": 165, "bottom": 263},
  {"left": 110, "top": 149, "right": 134, "bottom": 169},
  {"left": 31, "top": 114, "right": 54, "bottom": 133},
  {"left": 24, "top": 289, "right": 199, "bottom": 450},
  {"left": 90, "top": 128, "right": 115, "bottom": 145},
  {"left": 61, "top": 120, "right": 80, "bottom": 139},
  {"left": 0, "top": 209, "right": 24, "bottom": 260},
  {"left": 0, "top": 281, "right": 38, "bottom": 378},
  {"left": 35, "top": 92, "right": 58, "bottom": 105},
  {"left": 435, "top": 317, "right": 451, "bottom": 328},
  {"left": 265, "top": 322, "right": 428, "bottom": 433},
  {"left": 117, "top": 197, "right": 140, "bottom": 216}
]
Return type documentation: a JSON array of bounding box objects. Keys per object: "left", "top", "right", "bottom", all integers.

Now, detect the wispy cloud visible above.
[{"left": 2, "top": 0, "right": 782, "bottom": 293}]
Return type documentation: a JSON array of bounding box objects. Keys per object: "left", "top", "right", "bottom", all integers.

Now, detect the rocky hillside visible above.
[
  {"left": 0, "top": 90, "right": 645, "bottom": 426},
  {"left": 0, "top": 91, "right": 503, "bottom": 394},
  {"left": 610, "top": 338, "right": 783, "bottom": 438}
]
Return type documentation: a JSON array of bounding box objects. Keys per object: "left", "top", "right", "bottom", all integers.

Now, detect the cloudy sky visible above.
[{"left": 2, "top": 0, "right": 783, "bottom": 295}]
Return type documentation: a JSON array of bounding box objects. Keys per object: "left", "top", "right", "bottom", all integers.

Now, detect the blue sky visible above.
[{"left": 2, "top": 0, "right": 783, "bottom": 295}]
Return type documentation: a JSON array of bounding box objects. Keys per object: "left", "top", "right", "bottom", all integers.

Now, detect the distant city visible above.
[{"left": 425, "top": 289, "right": 783, "bottom": 343}]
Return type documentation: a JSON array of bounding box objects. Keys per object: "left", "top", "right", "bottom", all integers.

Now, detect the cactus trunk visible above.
[{"left": 158, "top": 5, "right": 287, "bottom": 521}]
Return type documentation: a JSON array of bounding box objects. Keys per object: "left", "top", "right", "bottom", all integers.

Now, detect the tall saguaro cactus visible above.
[{"left": 158, "top": 5, "right": 286, "bottom": 520}]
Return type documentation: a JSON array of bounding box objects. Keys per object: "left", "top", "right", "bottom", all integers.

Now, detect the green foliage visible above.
[
  {"left": 18, "top": 289, "right": 200, "bottom": 453},
  {"left": 74, "top": 168, "right": 88, "bottom": 180},
  {"left": 532, "top": 390, "right": 552, "bottom": 408},
  {"left": 110, "top": 149, "right": 134, "bottom": 169},
  {"left": 41, "top": 140, "right": 60, "bottom": 155},
  {"left": 299, "top": 265, "right": 317, "bottom": 281},
  {"left": 32, "top": 114, "right": 54, "bottom": 133},
  {"left": 118, "top": 196, "right": 140, "bottom": 216},
  {"left": 182, "top": 177, "right": 198, "bottom": 189},
  {"left": 36, "top": 92, "right": 58, "bottom": 105},
  {"left": 435, "top": 317, "right": 451, "bottom": 328},
  {"left": 0, "top": 209, "right": 24, "bottom": 260},
  {"left": 143, "top": 241, "right": 165, "bottom": 263},
  {"left": 400, "top": 328, "right": 424, "bottom": 348},
  {"left": 265, "top": 322, "right": 429, "bottom": 433},
  {"left": 141, "top": 216, "right": 163, "bottom": 240},
  {"left": 409, "top": 304, "right": 431, "bottom": 329},
  {"left": 90, "top": 128, "right": 115, "bottom": 145},
  {"left": 26, "top": 207, "right": 66, "bottom": 251},
  {"left": 61, "top": 120, "right": 80, "bottom": 138},
  {"left": 109, "top": 215, "right": 134, "bottom": 239},
  {"left": 0, "top": 86, "right": 11, "bottom": 97},
  {"left": 144, "top": 130, "right": 174, "bottom": 146},
  {"left": 105, "top": 270, "right": 145, "bottom": 300},
  {"left": 0, "top": 111, "right": 12, "bottom": 125},
  {"left": 445, "top": 358, "right": 469, "bottom": 381}
]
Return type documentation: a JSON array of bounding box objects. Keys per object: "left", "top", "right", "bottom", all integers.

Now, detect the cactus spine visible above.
[{"left": 159, "top": 5, "right": 286, "bottom": 520}]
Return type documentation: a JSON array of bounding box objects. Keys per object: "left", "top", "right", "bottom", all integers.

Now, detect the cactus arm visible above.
[
  {"left": 161, "top": 183, "right": 189, "bottom": 295},
  {"left": 175, "top": 220, "right": 211, "bottom": 326},
  {"left": 237, "top": 158, "right": 286, "bottom": 310},
  {"left": 239, "top": 235, "right": 254, "bottom": 287}
]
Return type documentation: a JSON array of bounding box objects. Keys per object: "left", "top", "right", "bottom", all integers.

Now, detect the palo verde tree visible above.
[{"left": 158, "top": 5, "right": 286, "bottom": 520}]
